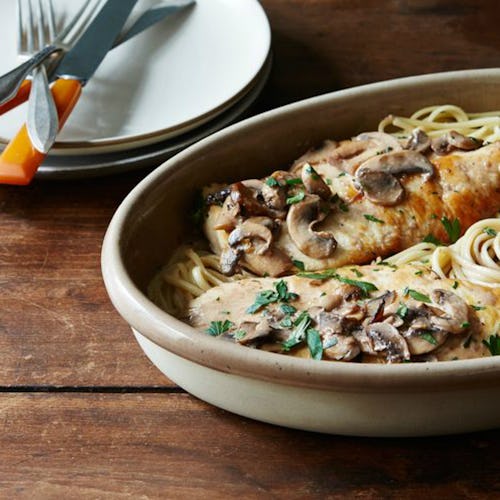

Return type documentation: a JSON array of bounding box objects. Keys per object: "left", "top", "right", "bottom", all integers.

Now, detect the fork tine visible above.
[
  {"left": 26, "top": 0, "right": 34, "bottom": 54},
  {"left": 17, "top": 0, "right": 24, "bottom": 54},
  {"left": 46, "top": 0, "right": 56, "bottom": 42},
  {"left": 36, "top": 0, "right": 44, "bottom": 50},
  {"left": 55, "top": 0, "right": 98, "bottom": 45}
]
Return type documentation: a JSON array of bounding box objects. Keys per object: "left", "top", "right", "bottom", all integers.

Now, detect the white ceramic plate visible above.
[
  {"left": 35, "top": 53, "right": 272, "bottom": 178},
  {"left": 0, "top": 0, "right": 271, "bottom": 154}
]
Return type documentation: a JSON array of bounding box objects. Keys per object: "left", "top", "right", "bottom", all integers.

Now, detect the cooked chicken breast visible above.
[
  {"left": 203, "top": 132, "right": 500, "bottom": 276},
  {"left": 188, "top": 263, "right": 500, "bottom": 363}
]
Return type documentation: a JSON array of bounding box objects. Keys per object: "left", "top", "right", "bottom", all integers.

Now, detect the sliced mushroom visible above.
[
  {"left": 243, "top": 247, "right": 293, "bottom": 277},
  {"left": 286, "top": 194, "right": 337, "bottom": 258},
  {"left": 220, "top": 247, "right": 242, "bottom": 275},
  {"left": 301, "top": 163, "right": 332, "bottom": 200},
  {"left": 405, "top": 128, "right": 431, "bottom": 153},
  {"left": 227, "top": 217, "right": 274, "bottom": 255},
  {"left": 403, "top": 329, "right": 448, "bottom": 355},
  {"left": 237, "top": 318, "right": 273, "bottom": 345},
  {"left": 355, "top": 150, "right": 434, "bottom": 205},
  {"left": 431, "top": 130, "right": 483, "bottom": 155},
  {"left": 355, "top": 131, "right": 403, "bottom": 153},
  {"left": 364, "top": 291, "right": 396, "bottom": 324},
  {"left": 428, "top": 289, "right": 470, "bottom": 334},
  {"left": 322, "top": 334, "right": 360, "bottom": 361},
  {"left": 355, "top": 322, "right": 410, "bottom": 363},
  {"left": 214, "top": 193, "right": 241, "bottom": 231}
]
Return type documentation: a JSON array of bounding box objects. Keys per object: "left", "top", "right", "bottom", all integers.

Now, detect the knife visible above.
[{"left": 0, "top": 0, "right": 138, "bottom": 185}]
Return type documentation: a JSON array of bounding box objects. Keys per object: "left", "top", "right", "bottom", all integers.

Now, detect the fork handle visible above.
[
  {"left": 0, "top": 80, "right": 32, "bottom": 116},
  {"left": 0, "top": 78, "right": 82, "bottom": 185}
]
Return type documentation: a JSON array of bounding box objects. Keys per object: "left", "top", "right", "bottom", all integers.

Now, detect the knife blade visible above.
[{"left": 0, "top": 0, "right": 138, "bottom": 185}]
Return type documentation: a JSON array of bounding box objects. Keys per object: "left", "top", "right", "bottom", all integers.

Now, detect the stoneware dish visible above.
[{"left": 102, "top": 68, "right": 500, "bottom": 437}]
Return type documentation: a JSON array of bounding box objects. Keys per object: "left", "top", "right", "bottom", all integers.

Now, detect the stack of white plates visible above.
[{"left": 0, "top": 0, "right": 271, "bottom": 179}]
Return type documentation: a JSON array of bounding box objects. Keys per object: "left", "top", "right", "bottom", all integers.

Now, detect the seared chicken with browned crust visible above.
[
  {"left": 188, "top": 263, "right": 500, "bottom": 364},
  {"left": 202, "top": 130, "right": 500, "bottom": 276}
]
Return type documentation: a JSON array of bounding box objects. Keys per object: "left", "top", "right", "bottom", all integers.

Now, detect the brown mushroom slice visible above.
[
  {"left": 243, "top": 247, "right": 293, "bottom": 277},
  {"left": 431, "top": 130, "right": 483, "bottom": 155},
  {"left": 220, "top": 247, "right": 242, "bottom": 275},
  {"left": 404, "top": 329, "right": 448, "bottom": 355},
  {"left": 227, "top": 217, "right": 274, "bottom": 255},
  {"left": 301, "top": 163, "right": 332, "bottom": 200},
  {"left": 355, "top": 131, "right": 403, "bottom": 153},
  {"left": 236, "top": 318, "right": 273, "bottom": 345},
  {"left": 355, "top": 150, "right": 434, "bottom": 205},
  {"left": 354, "top": 322, "right": 410, "bottom": 363},
  {"left": 323, "top": 334, "right": 360, "bottom": 361},
  {"left": 214, "top": 192, "right": 241, "bottom": 231},
  {"left": 405, "top": 128, "right": 431, "bottom": 153},
  {"left": 428, "top": 289, "right": 470, "bottom": 334},
  {"left": 286, "top": 194, "right": 337, "bottom": 259}
]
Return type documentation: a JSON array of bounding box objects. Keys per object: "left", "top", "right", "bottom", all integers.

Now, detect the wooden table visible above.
[{"left": 1, "top": 1, "right": 499, "bottom": 497}]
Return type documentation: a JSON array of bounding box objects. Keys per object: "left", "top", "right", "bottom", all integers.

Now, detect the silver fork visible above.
[{"left": 0, "top": 0, "right": 97, "bottom": 107}]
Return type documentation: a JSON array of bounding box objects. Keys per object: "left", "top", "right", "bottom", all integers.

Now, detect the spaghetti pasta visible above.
[{"left": 378, "top": 104, "right": 500, "bottom": 143}]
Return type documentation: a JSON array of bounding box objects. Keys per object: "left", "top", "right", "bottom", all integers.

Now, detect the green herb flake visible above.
[
  {"left": 472, "top": 305, "right": 485, "bottom": 311},
  {"left": 306, "top": 328, "right": 323, "bottom": 360},
  {"left": 482, "top": 334, "right": 500, "bottom": 356},
  {"left": 414, "top": 270, "right": 423, "bottom": 276},
  {"left": 350, "top": 268, "right": 364, "bottom": 278},
  {"left": 405, "top": 288, "right": 432, "bottom": 303},
  {"left": 396, "top": 302, "right": 408, "bottom": 319},
  {"left": 325, "top": 178, "right": 332, "bottom": 185},
  {"left": 452, "top": 281, "right": 459, "bottom": 289},
  {"left": 206, "top": 320, "right": 234, "bottom": 336},
  {"left": 484, "top": 227, "right": 497, "bottom": 237},
  {"left": 265, "top": 177, "right": 280, "bottom": 187},
  {"left": 285, "top": 177, "right": 303, "bottom": 186},
  {"left": 233, "top": 330, "right": 247, "bottom": 340},
  {"left": 363, "top": 214, "right": 385, "bottom": 224},
  {"left": 338, "top": 172, "right": 347, "bottom": 177},
  {"left": 461, "top": 321, "right": 471, "bottom": 329},
  {"left": 293, "top": 259, "right": 305, "bottom": 271},
  {"left": 286, "top": 191, "right": 305, "bottom": 205},
  {"left": 423, "top": 234, "right": 442, "bottom": 246},
  {"left": 420, "top": 332, "right": 438, "bottom": 345},
  {"left": 246, "top": 281, "right": 298, "bottom": 314},
  {"left": 282, "top": 312, "right": 311, "bottom": 351},
  {"left": 281, "top": 304, "right": 297, "bottom": 315},
  {"left": 339, "top": 202, "right": 349, "bottom": 212},
  {"left": 441, "top": 216, "right": 461, "bottom": 243}
]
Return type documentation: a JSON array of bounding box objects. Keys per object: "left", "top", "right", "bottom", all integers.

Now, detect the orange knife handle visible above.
[
  {"left": 0, "top": 79, "right": 32, "bottom": 116},
  {"left": 0, "top": 78, "right": 82, "bottom": 185}
]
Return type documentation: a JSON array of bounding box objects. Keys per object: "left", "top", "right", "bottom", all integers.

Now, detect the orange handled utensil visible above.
[
  {"left": 0, "top": 0, "right": 138, "bottom": 185},
  {"left": 0, "top": 79, "right": 81, "bottom": 185}
]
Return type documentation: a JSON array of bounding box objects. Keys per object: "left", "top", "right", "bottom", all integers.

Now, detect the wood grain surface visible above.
[{"left": 1, "top": 0, "right": 499, "bottom": 496}]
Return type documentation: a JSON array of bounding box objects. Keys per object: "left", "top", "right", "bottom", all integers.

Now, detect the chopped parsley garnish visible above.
[
  {"left": 233, "top": 330, "right": 247, "bottom": 340},
  {"left": 285, "top": 178, "right": 303, "bottom": 186},
  {"left": 377, "top": 261, "right": 397, "bottom": 269},
  {"left": 338, "top": 202, "right": 349, "bottom": 212},
  {"left": 325, "top": 178, "right": 332, "bottom": 185},
  {"left": 461, "top": 321, "right": 471, "bottom": 329},
  {"left": 350, "top": 268, "right": 364, "bottom": 277},
  {"left": 246, "top": 280, "right": 298, "bottom": 314},
  {"left": 484, "top": 227, "right": 497, "bottom": 237},
  {"left": 306, "top": 329, "right": 323, "bottom": 360},
  {"left": 265, "top": 177, "right": 280, "bottom": 187},
  {"left": 206, "top": 320, "right": 234, "bottom": 336},
  {"left": 396, "top": 302, "right": 408, "bottom": 319},
  {"left": 420, "top": 332, "right": 438, "bottom": 345},
  {"left": 452, "top": 281, "right": 459, "bottom": 289},
  {"left": 338, "top": 172, "right": 347, "bottom": 177},
  {"left": 292, "top": 259, "right": 305, "bottom": 271},
  {"left": 363, "top": 214, "right": 385, "bottom": 224},
  {"left": 404, "top": 288, "right": 431, "bottom": 304},
  {"left": 482, "top": 334, "right": 500, "bottom": 356},
  {"left": 282, "top": 311, "right": 312, "bottom": 351},
  {"left": 286, "top": 191, "right": 305, "bottom": 205},
  {"left": 441, "top": 216, "right": 461, "bottom": 243},
  {"left": 414, "top": 270, "right": 423, "bottom": 276},
  {"left": 472, "top": 305, "right": 485, "bottom": 311},
  {"left": 297, "top": 269, "right": 378, "bottom": 297},
  {"left": 281, "top": 304, "right": 297, "bottom": 315},
  {"left": 423, "top": 234, "right": 442, "bottom": 246}
]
